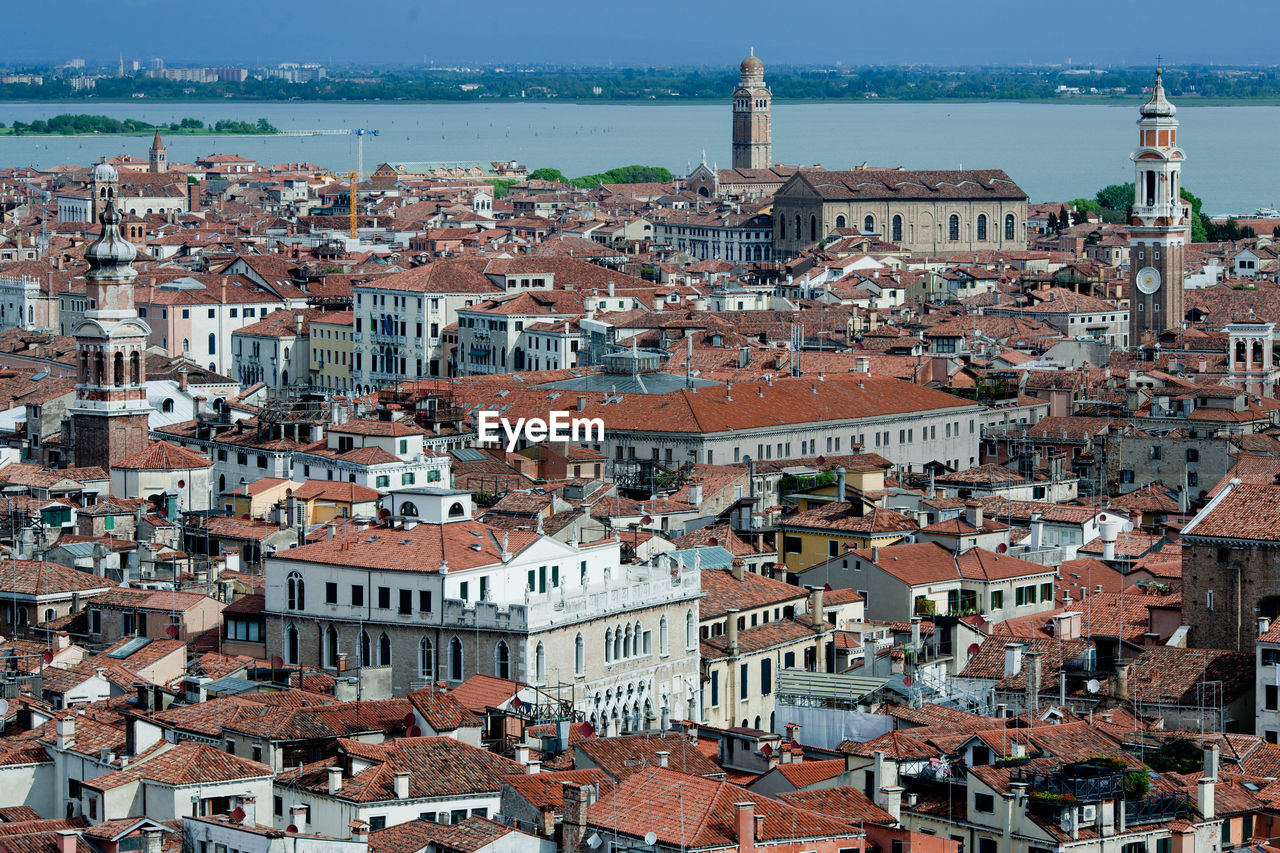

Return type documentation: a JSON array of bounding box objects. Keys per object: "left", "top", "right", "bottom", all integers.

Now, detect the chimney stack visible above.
[
  {"left": 726, "top": 610, "right": 740, "bottom": 656},
  {"left": 964, "top": 500, "right": 983, "bottom": 529},
  {"left": 289, "top": 804, "right": 308, "bottom": 833},
  {"left": 879, "top": 786, "right": 904, "bottom": 823},
  {"left": 56, "top": 831, "right": 77, "bottom": 853},
  {"left": 1004, "top": 643, "right": 1023, "bottom": 677},
  {"left": 393, "top": 771, "right": 410, "bottom": 799},
  {"left": 656, "top": 750, "right": 670, "bottom": 768},
  {"left": 562, "top": 784, "right": 593, "bottom": 853},
  {"left": 327, "top": 766, "right": 343, "bottom": 795},
  {"left": 55, "top": 716, "right": 75, "bottom": 750},
  {"left": 734, "top": 802, "right": 756, "bottom": 853},
  {"left": 836, "top": 467, "right": 846, "bottom": 503}
]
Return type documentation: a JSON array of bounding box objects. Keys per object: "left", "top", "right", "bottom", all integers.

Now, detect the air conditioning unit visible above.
[{"left": 1079, "top": 805, "right": 1097, "bottom": 823}]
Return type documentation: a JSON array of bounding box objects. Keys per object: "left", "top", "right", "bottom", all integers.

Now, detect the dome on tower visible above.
[
  {"left": 1140, "top": 69, "right": 1176, "bottom": 118},
  {"left": 740, "top": 54, "right": 764, "bottom": 76},
  {"left": 90, "top": 162, "right": 118, "bottom": 182},
  {"left": 85, "top": 204, "right": 137, "bottom": 273}
]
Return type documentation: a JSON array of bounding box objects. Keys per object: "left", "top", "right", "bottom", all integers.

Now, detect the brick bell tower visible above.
[
  {"left": 732, "top": 51, "right": 772, "bottom": 170},
  {"left": 1128, "top": 69, "right": 1187, "bottom": 348},
  {"left": 70, "top": 200, "right": 153, "bottom": 469}
]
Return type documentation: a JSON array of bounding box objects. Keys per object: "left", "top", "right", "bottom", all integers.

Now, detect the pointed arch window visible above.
[
  {"left": 535, "top": 642, "right": 546, "bottom": 684},
  {"left": 286, "top": 571, "right": 304, "bottom": 610},
  {"left": 378, "top": 632, "right": 391, "bottom": 666},
  {"left": 449, "top": 637, "right": 463, "bottom": 681},
  {"left": 419, "top": 637, "right": 434, "bottom": 679},
  {"left": 495, "top": 640, "right": 510, "bottom": 679},
  {"left": 326, "top": 626, "right": 339, "bottom": 668},
  {"left": 358, "top": 630, "right": 371, "bottom": 667},
  {"left": 575, "top": 633, "right": 585, "bottom": 676},
  {"left": 285, "top": 624, "right": 299, "bottom": 665},
  {"left": 604, "top": 628, "right": 613, "bottom": 663}
]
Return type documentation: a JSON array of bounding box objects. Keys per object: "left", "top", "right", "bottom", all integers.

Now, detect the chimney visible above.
[
  {"left": 289, "top": 804, "right": 308, "bottom": 833},
  {"left": 143, "top": 830, "right": 162, "bottom": 853},
  {"left": 730, "top": 557, "right": 744, "bottom": 581},
  {"left": 964, "top": 500, "right": 983, "bottom": 529},
  {"left": 1054, "top": 612, "right": 1082, "bottom": 641},
  {"left": 656, "top": 750, "right": 670, "bottom": 768},
  {"left": 1004, "top": 643, "right": 1023, "bottom": 677},
  {"left": 879, "top": 786, "right": 904, "bottom": 823},
  {"left": 810, "top": 587, "right": 825, "bottom": 630},
  {"left": 1029, "top": 511, "right": 1044, "bottom": 549},
  {"left": 177, "top": 368, "right": 188, "bottom": 392},
  {"left": 1024, "top": 651, "right": 1042, "bottom": 710},
  {"left": 1099, "top": 519, "right": 1120, "bottom": 561},
  {"left": 562, "top": 784, "right": 593, "bottom": 853},
  {"left": 56, "top": 831, "right": 77, "bottom": 853},
  {"left": 1261, "top": 617, "right": 1273, "bottom": 637},
  {"left": 525, "top": 760, "right": 542, "bottom": 775},
  {"left": 514, "top": 745, "right": 531, "bottom": 765},
  {"left": 835, "top": 466, "right": 846, "bottom": 503},
  {"left": 393, "top": 771, "right": 410, "bottom": 799},
  {"left": 726, "top": 610, "right": 740, "bottom": 656},
  {"left": 350, "top": 822, "right": 370, "bottom": 844},
  {"left": 1111, "top": 660, "right": 1131, "bottom": 702},
  {"left": 327, "top": 766, "right": 343, "bottom": 795},
  {"left": 577, "top": 395, "right": 587, "bottom": 412},
  {"left": 735, "top": 802, "right": 755, "bottom": 853},
  {"left": 910, "top": 616, "right": 922, "bottom": 650},
  {"left": 1198, "top": 777, "right": 1215, "bottom": 820},
  {"left": 55, "top": 716, "right": 75, "bottom": 750},
  {"left": 855, "top": 355, "right": 870, "bottom": 374},
  {"left": 1204, "top": 743, "right": 1219, "bottom": 781}
]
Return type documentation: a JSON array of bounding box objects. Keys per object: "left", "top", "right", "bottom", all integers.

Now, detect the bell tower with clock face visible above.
[{"left": 1129, "top": 69, "right": 1187, "bottom": 347}]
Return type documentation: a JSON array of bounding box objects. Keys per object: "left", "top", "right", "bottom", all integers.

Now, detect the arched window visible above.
[
  {"left": 575, "top": 633, "right": 585, "bottom": 675},
  {"left": 94, "top": 352, "right": 104, "bottom": 385},
  {"left": 634, "top": 621, "right": 642, "bottom": 655},
  {"left": 219, "top": 474, "right": 225, "bottom": 493},
  {"left": 182, "top": 339, "right": 190, "bottom": 354},
  {"left": 864, "top": 214, "right": 874, "bottom": 233},
  {"left": 778, "top": 216, "right": 786, "bottom": 240},
  {"left": 535, "top": 642, "right": 546, "bottom": 684},
  {"left": 892, "top": 215, "right": 903, "bottom": 243},
  {"left": 495, "top": 640, "right": 510, "bottom": 679},
  {"left": 810, "top": 215, "right": 817, "bottom": 243},
  {"left": 419, "top": 637, "right": 434, "bottom": 679},
  {"left": 359, "top": 631, "right": 371, "bottom": 667},
  {"left": 623, "top": 625, "right": 632, "bottom": 658},
  {"left": 834, "top": 215, "right": 846, "bottom": 230},
  {"left": 659, "top": 616, "right": 669, "bottom": 656},
  {"left": 378, "top": 632, "right": 391, "bottom": 666},
  {"left": 161, "top": 398, "right": 175, "bottom": 413},
  {"left": 794, "top": 214, "right": 801, "bottom": 242},
  {"left": 948, "top": 214, "right": 960, "bottom": 241},
  {"left": 761, "top": 657, "right": 773, "bottom": 695},
  {"left": 1005, "top": 214, "right": 1016, "bottom": 240},
  {"left": 286, "top": 571, "right": 304, "bottom": 610},
  {"left": 327, "top": 626, "right": 339, "bottom": 668},
  {"left": 604, "top": 628, "right": 613, "bottom": 663},
  {"left": 449, "top": 637, "right": 463, "bottom": 681},
  {"left": 208, "top": 333, "right": 216, "bottom": 355},
  {"left": 448, "top": 502, "right": 465, "bottom": 518},
  {"left": 44, "top": 608, "right": 54, "bottom": 623},
  {"left": 285, "top": 624, "right": 299, "bottom": 664},
  {"left": 613, "top": 626, "right": 622, "bottom": 661},
  {"left": 686, "top": 610, "right": 696, "bottom": 649},
  {"left": 129, "top": 351, "right": 140, "bottom": 384},
  {"left": 977, "top": 213, "right": 988, "bottom": 241}
]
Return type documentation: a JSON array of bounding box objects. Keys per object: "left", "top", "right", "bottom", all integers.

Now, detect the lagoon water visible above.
[{"left": 1, "top": 100, "right": 1277, "bottom": 214}]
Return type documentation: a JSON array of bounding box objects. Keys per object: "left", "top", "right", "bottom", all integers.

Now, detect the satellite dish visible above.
[
  {"left": 967, "top": 643, "right": 982, "bottom": 657},
  {"left": 230, "top": 806, "right": 246, "bottom": 823},
  {"left": 406, "top": 724, "right": 421, "bottom": 737},
  {"left": 177, "top": 480, "right": 186, "bottom": 489},
  {"left": 1087, "top": 679, "right": 1102, "bottom": 694},
  {"left": 587, "top": 834, "right": 602, "bottom": 849},
  {"left": 581, "top": 721, "right": 595, "bottom": 737},
  {"left": 0, "top": 699, "right": 10, "bottom": 718},
  {"left": 271, "top": 655, "right": 285, "bottom": 670},
  {"left": 644, "top": 832, "right": 658, "bottom": 847},
  {"left": 42, "top": 651, "right": 53, "bottom": 664},
  {"left": 380, "top": 508, "right": 392, "bottom": 519},
  {"left": 166, "top": 625, "right": 179, "bottom": 639},
  {"left": 903, "top": 675, "right": 914, "bottom": 687},
  {"left": 707, "top": 537, "right": 718, "bottom": 546},
  {"left": 996, "top": 543, "right": 1008, "bottom": 553},
  {"left": 285, "top": 826, "right": 298, "bottom": 835},
  {"left": 641, "top": 515, "right": 653, "bottom": 525},
  {"left": 760, "top": 743, "right": 772, "bottom": 756},
  {"left": 286, "top": 488, "right": 293, "bottom": 496},
  {"left": 816, "top": 455, "right": 826, "bottom": 465},
  {"left": 242, "top": 514, "right": 251, "bottom": 520},
  {"left": 403, "top": 712, "right": 416, "bottom": 727}
]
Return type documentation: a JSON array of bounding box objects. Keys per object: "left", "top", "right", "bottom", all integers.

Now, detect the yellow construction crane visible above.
[{"left": 316, "top": 164, "right": 468, "bottom": 240}]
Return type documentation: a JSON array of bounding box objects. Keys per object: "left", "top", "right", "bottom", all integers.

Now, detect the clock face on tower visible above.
[{"left": 1135, "top": 266, "right": 1162, "bottom": 295}]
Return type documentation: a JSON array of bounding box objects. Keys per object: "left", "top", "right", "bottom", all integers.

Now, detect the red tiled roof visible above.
[{"left": 112, "top": 440, "right": 212, "bottom": 471}]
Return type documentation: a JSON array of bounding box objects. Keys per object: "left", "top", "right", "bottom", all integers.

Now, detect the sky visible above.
[{"left": 14, "top": 0, "right": 1280, "bottom": 68}]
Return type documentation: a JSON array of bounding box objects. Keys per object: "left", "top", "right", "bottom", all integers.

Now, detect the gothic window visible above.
[
  {"left": 948, "top": 215, "right": 960, "bottom": 241},
  {"left": 419, "top": 637, "right": 434, "bottom": 678},
  {"left": 359, "top": 631, "right": 371, "bottom": 667},
  {"left": 864, "top": 214, "right": 874, "bottom": 233},
  {"left": 659, "top": 616, "right": 669, "bottom": 655},
  {"left": 182, "top": 339, "right": 190, "bottom": 354},
  {"left": 686, "top": 609, "right": 696, "bottom": 649},
  {"left": 286, "top": 571, "right": 304, "bottom": 610},
  {"left": 575, "top": 633, "right": 585, "bottom": 675},
  {"left": 1005, "top": 214, "right": 1016, "bottom": 240},
  {"left": 977, "top": 214, "right": 988, "bottom": 241},
  {"left": 535, "top": 642, "right": 546, "bottom": 684},
  {"left": 285, "top": 624, "right": 299, "bottom": 665},
  {"left": 835, "top": 215, "right": 846, "bottom": 230},
  {"left": 378, "top": 632, "right": 391, "bottom": 666},
  {"left": 604, "top": 628, "right": 613, "bottom": 663},
  {"left": 495, "top": 640, "right": 510, "bottom": 679},
  {"left": 892, "top": 215, "right": 903, "bottom": 243},
  {"left": 449, "top": 637, "right": 463, "bottom": 681}
]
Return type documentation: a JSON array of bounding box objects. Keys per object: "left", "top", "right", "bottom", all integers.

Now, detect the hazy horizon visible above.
[{"left": 15, "top": 0, "right": 1280, "bottom": 67}]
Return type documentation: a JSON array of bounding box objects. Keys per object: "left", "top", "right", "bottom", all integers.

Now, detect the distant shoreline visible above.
[{"left": 2, "top": 96, "right": 1280, "bottom": 109}]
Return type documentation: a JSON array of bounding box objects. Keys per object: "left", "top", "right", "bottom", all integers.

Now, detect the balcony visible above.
[
  {"left": 1125, "top": 793, "right": 1192, "bottom": 826},
  {"left": 1012, "top": 762, "right": 1126, "bottom": 803}
]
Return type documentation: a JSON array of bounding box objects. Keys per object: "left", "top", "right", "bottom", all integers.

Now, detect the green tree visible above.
[
  {"left": 486, "top": 178, "right": 519, "bottom": 198},
  {"left": 1047, "top": 211, "right": 1059, "bottom": 231},
  {"left": 527, "top": 167, "right": 568, "bottom": 183},
  {"left": 1095, "top": 183, "right": 1134, "bottom": 213},
  {"left": 1058, "top": 204, "right": 1070, "bottom": 230},
  {"left": 1180, "top": 187, "right": 1208, "bottom": 243},
  {"left": 255, "top": 118, "right": 276, "bottom": 133}
]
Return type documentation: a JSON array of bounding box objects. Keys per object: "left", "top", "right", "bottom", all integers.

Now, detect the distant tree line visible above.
[
  {"left": 528, "top": 165, "right": 673, "bottom": 188},
  {"left": 5, "top": 114, "right": 279, "bottom": 135},
  {"left": 6, "top": 65, "right": 1280, "bottom": 103}
]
